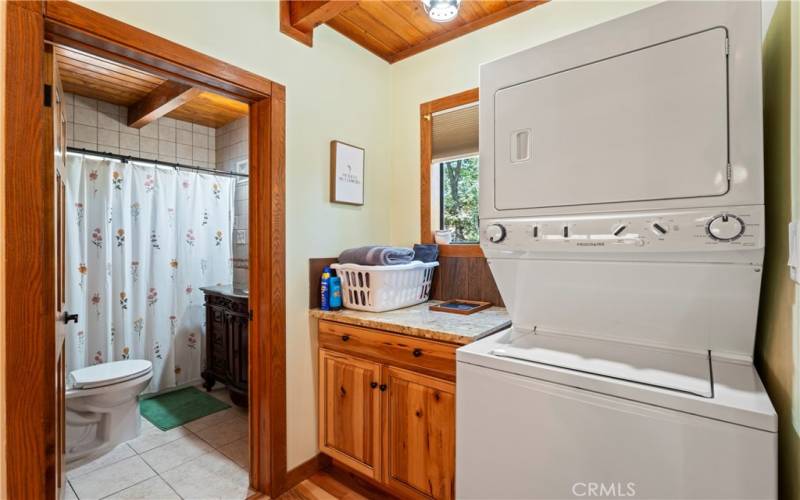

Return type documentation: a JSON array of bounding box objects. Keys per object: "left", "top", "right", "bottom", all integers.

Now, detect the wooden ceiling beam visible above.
[
  {"left": 127, "top": 80, "right": 203, "bottom": 128},
  {"left": 280, "top": 0, "right": 358, "bottom": 47}
]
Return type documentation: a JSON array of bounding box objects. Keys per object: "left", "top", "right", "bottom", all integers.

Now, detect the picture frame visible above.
[{"left": 330, "top": 140, "right": 365, "bottom": 205}]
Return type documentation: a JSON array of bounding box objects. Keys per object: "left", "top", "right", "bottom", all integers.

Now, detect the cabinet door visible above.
[
  {"left": 206, "top": 306, "right": 228, "bottom": 378},
  {"left": 319, "top": 349, "right": 382, "bottom": 479},
  {"left": 384, "top": 366, "right": 455, "bottom": 499},
  {"left": 229, "top": 312, "right": 248, "bottom": 388}
]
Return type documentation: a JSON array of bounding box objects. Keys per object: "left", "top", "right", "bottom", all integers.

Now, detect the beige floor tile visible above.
[
  {"left": 194, "top": 416, "right": 248, "bottom": 449},
  {"left": 127, "top": 426, "right": 190, "bottom": 454},
  {"left": 140, "top": 435, "right": 214, "bottom": 474},
  {"left": 67, "top": 444, "right": 136, "bottom": 479},
  {"left": 65, "top": 482, "right": 79, "bottom": 500},
  {"left": 217, "top": 437, "right": 249, "bottom": 470},
  {"left": 160, "top": 451, "right": 253, "bottom": 499},
  {"left": 183, "top": 408, "right": 240, "bottom": 433},
  {"left": 103, "top": 476, "right": 180, "bottom": 500},
  {"left": 69, "top": 456, "right": 155, "bottom": 500}
]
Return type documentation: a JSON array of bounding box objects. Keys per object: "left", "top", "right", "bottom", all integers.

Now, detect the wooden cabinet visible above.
[
  {"left": 317, "top": 320, "right": 456, "bottom": 499},
  {"left": 201, "top": 287, "right": 249, "bottom": 407}
]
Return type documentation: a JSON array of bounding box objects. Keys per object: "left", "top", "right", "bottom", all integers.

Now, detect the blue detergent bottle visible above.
[
  {"left": 329, "top": 276, "right": 343, "bottom": 311},
  {"left": 320, "top": 267, "right": 332, "bottom": 310}
]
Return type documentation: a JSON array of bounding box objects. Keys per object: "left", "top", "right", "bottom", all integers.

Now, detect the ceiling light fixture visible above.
[{"left": 422, "top": 0, "right": 461, "bottom": 23}]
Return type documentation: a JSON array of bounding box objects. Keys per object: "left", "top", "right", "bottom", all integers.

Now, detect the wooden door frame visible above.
[{"left": 3, "top": 1, "right": 288, "bottom": 497}]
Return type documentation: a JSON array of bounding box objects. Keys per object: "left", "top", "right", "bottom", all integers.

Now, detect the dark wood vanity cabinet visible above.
[{"left": 201, "top": 286, "right": 249, "bottom": 407}]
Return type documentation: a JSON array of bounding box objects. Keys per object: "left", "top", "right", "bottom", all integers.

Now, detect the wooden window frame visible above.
[
  {"left": 420, "top": 88, "right": 484, "bottom": 258},
  {"left": 3, "top": 1, "right": 297, "bottom": 497}
]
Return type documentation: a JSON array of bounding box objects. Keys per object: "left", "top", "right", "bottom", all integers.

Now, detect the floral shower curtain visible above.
[{"left": 65, "top": 153, "right": 235, "bottom": 393}]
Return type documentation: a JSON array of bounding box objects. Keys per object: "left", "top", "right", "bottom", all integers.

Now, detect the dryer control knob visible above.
[
  {"left": 486, "top": 224, "right": 507, "bottom": 243},
  {"left": 706, "top": 214, "right": 745, "bottom": 242}
]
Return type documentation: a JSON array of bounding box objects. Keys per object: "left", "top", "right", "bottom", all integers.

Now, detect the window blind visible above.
[{"left": 432, "top": 104, "right": 478, "bottom": 161}]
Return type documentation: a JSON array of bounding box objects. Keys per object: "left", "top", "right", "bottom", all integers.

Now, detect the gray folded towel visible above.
[
  {"left": 412, "top": 244, "right": 439, "bottom": 263},
  {"left": 338, "top": 246, "right": 415, "bottom": 266}
]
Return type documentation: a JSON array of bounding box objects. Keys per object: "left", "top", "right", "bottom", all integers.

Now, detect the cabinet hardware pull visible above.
[
  {"left": 379, "top": 384, "right": 387, "bottom": 392},
  {"left": 370, "top": 382, "right": 378, "bottom": 389},
  {"left": 413, "top": 348, "right": 423, "bottom": 357},
  {"left": 341, "top": 335, "right": 350, "bottom": 341}
]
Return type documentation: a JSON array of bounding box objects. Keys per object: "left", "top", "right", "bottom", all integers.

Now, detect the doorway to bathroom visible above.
[{"left": 4, "top": 2, "right": 286, "bottom": 498}]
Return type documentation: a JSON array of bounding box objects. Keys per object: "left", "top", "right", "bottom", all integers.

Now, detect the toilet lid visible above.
[{"left": 69, "top": 359, "right": 152, "bottom": 389}]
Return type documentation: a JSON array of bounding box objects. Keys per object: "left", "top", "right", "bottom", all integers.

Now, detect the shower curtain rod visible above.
[{"left": 66, "top": 147, "right": 249, "bottom": 179}]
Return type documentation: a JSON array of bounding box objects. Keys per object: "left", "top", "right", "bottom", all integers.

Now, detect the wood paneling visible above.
[
  {"left": 384, "top": 367, "right": 455, "bottom": 500},
  {"left": 55, "top": 46, "right": 248, "bottom": 128},
  {"left": 281, "top": 0, "right": 547, "bottom": 63},
  {"left": 431, "top": 256, "right": 504, "bottom": 306}
]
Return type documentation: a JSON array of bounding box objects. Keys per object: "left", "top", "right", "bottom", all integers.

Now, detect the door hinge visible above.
[
  {"left": 725, "top": 38, "right": 730, "bottom": 55},
  {"left": 44, "top": 84, "right": 52, "bottom": 108},
  {"left": 727, "top": 162, "right": 732, "bottom": 180}
]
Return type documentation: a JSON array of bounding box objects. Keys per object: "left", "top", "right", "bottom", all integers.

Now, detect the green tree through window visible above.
[{"left": 440, "top": 155, "right": 479, "bottom": 243}]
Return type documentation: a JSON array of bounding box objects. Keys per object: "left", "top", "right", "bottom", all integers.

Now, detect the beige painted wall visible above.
[
  {"left": 78, "top": 0, "right": 393, "bottom": 469},
  {"left": 387, "top": 0, "right": 657, "bottom": 246},
  {"left": 0, "top": 1, "right": 6, "bottom": 497},
  {"left": 756, "top": 2, "right": 799, "bottom": 499}
]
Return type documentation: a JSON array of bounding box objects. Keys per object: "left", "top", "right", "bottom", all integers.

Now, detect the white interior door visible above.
[{"left": 493, "top": 28, "right": 729, "bottom": 210}]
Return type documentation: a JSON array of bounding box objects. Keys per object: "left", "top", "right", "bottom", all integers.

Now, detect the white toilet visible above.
[{"left": 66, "top": 359, "right": 153, "bottom": 463}]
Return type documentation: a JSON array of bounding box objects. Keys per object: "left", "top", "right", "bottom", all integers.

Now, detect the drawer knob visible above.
[
  {"left": 341, "top": 335, "right": 350, "bottom": 342},
  {"left": 370, "top": 381, "right": 378, "bottom": 389},
  {"left": 379, "top": 384, "right": 387, "bottom": 392},
  {"left": 412, "top": 348, "right": 423, "bottom": 357}
]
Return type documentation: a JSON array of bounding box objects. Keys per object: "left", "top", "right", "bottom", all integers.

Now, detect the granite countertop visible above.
[
  {"left": 310, "top": 301, "right": 511, "bottom": 345},
  {"left": 200, "top": 284, "right": 249, "bottom": 299}
]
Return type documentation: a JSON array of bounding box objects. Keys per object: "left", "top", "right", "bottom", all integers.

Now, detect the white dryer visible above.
[{"left": 457, "top": 2, "right": 777, "bottom": 499}]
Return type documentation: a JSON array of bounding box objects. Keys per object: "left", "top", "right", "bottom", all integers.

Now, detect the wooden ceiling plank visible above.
[
  {"left": 127, "top": 80, "right": 203, "bottom": 128},
  {"left": 60, "top": 74, "right": 151, "bottom": 104},
  {"left": 56, "top": 60, "right": 161, "bottom": 93},
  {"left": 356, "top": 1, "right": 427, "bottom": 45},
  {"left": 326, "top": 16, "right": 396, "bottom": 62},
  {"left": 457, "top": 1, "right": 489, "bottom": 23},
  {"left": 389, "top": 0, "right": 548, "bottom": 63},
  {"left": 338, "top": 6, "right": 413, "bottom": 53},
  {"left": 289, "top": 0, "right": 359, "bottom": 32},
  {"left": 382, "top": 1, "right": 446, "bottom": 39},
  {"left": 56, "top": 46, "right": 164, "bottom": 84}
]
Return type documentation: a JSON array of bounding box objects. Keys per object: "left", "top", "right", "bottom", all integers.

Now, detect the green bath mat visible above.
[{"left": 140, "top": 387, "right": 230, "bottom": 431}]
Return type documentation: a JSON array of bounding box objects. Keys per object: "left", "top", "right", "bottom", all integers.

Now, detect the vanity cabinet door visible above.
[
  {"left": 318, "top": 349, "right": 382, "bottom": 480},
  {"left": 384, "top": 366, "right": 455, "bottom": 500}
]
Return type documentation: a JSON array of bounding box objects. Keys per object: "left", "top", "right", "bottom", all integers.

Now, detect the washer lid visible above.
[
  {"left": 69, "top": 359, "right": 152, "bottom": 389},
  {"left": 490, "top": 331, "right": 712, "bottom": 398}
]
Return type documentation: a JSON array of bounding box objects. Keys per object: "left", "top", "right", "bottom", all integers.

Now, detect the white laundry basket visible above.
[{"left": 330, "top": 261, "right": 439, "bottom": 312}]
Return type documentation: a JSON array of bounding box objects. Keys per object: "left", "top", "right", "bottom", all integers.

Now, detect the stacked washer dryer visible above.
[{"left": 456, "top": 2, "right": 778, "bottom": 499}]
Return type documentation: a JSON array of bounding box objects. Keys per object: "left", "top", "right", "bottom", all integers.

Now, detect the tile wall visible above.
[
  {"left": 216, "top": 117, "right": 250, "bottom": 290},
  {"left": 65, "top": 92, "right": 216, "bottom": 169}
]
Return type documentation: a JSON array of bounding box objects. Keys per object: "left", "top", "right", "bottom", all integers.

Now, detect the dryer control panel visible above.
[{"left": 481, "top": 205, "right": 764, "bottom": 254}]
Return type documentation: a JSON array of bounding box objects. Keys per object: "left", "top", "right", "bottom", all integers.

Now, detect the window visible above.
[{"left": 439, "top": 155, "right": 479, "bottom": 243}]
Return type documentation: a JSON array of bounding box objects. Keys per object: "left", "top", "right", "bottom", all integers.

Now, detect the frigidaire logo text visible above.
[
  {"left": 576, "top": 242, "right": 605, "bottom": 247},
  {"left": 572, "top": 482, "right": 637, "bottom": 497}
]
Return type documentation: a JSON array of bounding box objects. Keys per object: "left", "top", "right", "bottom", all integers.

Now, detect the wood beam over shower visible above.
[{"left": 127, "top": 80, "right": 203, "bottom": 128}]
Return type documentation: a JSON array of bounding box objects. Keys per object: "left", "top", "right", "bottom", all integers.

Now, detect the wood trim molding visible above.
[
  {"left": 285, "top": 454, "right": 333, "bottom": 492},
  {"left": 438, "top": 244, "right": 484, "bottom": 258},
  {"left": 43, "top": 0, "right": 272, "bottom": 101},
  {"left": 389, "top": 1, "right": 547, "bottom": 63},
  {"left": 420, "top": 88, "right": 479, "bottom": 245},
  {"left": 127, "top": 80, "right": 202, "bottom": 128},
  {"left": 4, "top": 2, "right": 50, "bottom": 497},
  {"left": 4, "top": 1, "right": 288, "bottom": 498}
]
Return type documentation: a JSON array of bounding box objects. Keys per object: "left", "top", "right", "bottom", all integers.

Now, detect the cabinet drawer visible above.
[{"left": 319, "top": 320, "right": 456, "bottom": 380}]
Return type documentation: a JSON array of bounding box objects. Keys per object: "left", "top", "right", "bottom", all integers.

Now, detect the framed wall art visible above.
[{"left": 330, "top": 140, "right": 365, "bottom": 205}]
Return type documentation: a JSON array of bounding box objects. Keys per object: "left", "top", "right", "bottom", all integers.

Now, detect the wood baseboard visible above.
[
  {"left": 326, "top": 461, "right": 400, "bottom": 500},
  {"left": 284, "top": 454, "right": 333, "bottom": 492}
]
